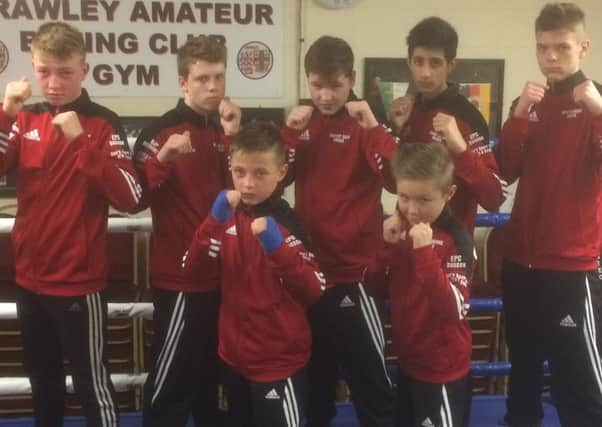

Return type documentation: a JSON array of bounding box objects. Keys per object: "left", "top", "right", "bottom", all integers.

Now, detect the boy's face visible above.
[
  {"left": 535, "top": 28, "right": 589, "bottom": 83},
  {"left": 396, "top": 177, "right": 455, "bottom": 225},
  {"left": 32, "top": 51, "right": 88, "bottom": 106},
  {"left": 408, "top": 47, "right": 455, "bottom": 99},
  {"left": 179, "top": 60, "right": 226, "bottom": 113},
  {"left": 307, "top": 71, "right": 354, "bottom": 115},
  {"left": 230, "top": 149, "right": 288, "bottom": 206}
]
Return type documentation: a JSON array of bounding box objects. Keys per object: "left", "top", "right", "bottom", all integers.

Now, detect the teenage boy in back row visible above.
[
  {"left": 498, "top": 3, "right": 602, "bottom": 426},
  {"left": 282, "top": 36, "right": 397, "bottom": 427},
  {"left": 389, "top": 17, "right": 505, "bottom": 235}
]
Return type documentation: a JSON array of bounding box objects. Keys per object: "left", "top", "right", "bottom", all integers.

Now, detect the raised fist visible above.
[
  {"left": 514, "top": 81, "right": 546, "bottom": 118},
  {"left": 345, "top": 100, "right": 378, "bottom": 129},
  {"left": 51, "top": 111, "right": 83, "bottom": 142},
  {"left": 3, "top": 77, "right": 32, "bottom": 118},
  {"left": 219, "top": 97, "right": 242, "bottom": 136}
]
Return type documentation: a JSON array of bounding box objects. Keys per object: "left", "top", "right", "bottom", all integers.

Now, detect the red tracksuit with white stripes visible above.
[
  {"left": 497, "top": 70, "right": 602, "bottom": 427},
  {"left": 133, "top": 100, "right": 229, "bottom": 427},
  {"left": 281, "top": 95, "right": 397, "bottom": 427},
  {"left": 398, "top": 83, "right": 505, "bottom": 234},
  {"left": 368, "top": 207, "right": 474, "bottom": 427},
  {"left": 0, "top": 89, "right": 142, "bottom": 427},
  {"left": 183, "top": 194, "right": 325, "bottom": 427}
]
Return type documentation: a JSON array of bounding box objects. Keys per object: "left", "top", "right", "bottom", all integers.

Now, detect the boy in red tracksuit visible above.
[
  {"left": 497, "top": 3, "right": 602, "bottom": 426},
  {"left": 367, "top": 142, "right": 474, "bottom": 427},
  {"left": 183, "top": 121, "right": 325, "bottom": 427},
  {"left": 133, "top": 36, "right": 240, "bottom": 427},
  {"left": 281, "top": 35, "right": 397, "bottom": 426},
  {"left": 389, "top": 17, "right": 505, "bottom": 234},
  {"left": 0, "top": 22, "right": 142, "bottom": 426}
]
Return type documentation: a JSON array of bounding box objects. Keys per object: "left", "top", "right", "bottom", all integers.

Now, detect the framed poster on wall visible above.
[{"left": 364, "top": 58, "right": 505, "bottom": 137}]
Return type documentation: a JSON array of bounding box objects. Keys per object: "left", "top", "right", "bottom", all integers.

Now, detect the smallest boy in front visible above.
[
  {"left": 368, "top": 142, "right": 475, "bottom": 427},
  {"left": 183, "top": 121, "right": 325, "bottom": 427}
]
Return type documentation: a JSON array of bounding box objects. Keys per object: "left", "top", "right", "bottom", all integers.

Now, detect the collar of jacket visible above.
[
  {"left": 239, "top": 187, "right": 286, "bottom": 218},
  {"left": 415, "top": 83, "right": 458, "bottom": 110},
  {"left": 43, "top": 88, "right": 92, "bottom": 115},
  {"left": 433, "top": 204, "right": 454, "bottom": 230},
  {"left": 175, "top": 98, "right": 222, "bottom": 129},
  {"left": 548, "top": 70, "right": 587, "bottom": 95}
]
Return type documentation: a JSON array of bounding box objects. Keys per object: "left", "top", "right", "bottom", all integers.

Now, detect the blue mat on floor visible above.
[{"left": 0, "top": 396, "right": 561, "bottom": 426}]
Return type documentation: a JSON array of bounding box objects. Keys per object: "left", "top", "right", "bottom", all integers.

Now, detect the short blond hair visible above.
[
  {"left": 30, "top": 22, "right": 86, "bottom": 60},
  {"left": 391, "top": 143, "right": 454, "bottom": 192}
]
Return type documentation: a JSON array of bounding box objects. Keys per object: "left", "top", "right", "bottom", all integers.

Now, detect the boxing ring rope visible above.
[{"left": 0, "top": 213, "right": 511, "bottom": 396}]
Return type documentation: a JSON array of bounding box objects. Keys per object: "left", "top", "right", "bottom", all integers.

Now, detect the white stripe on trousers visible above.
[
  {"left": 439, "top": 384, "right": 453, "bottom": 427},
  {"left": 583, "top": 276, "right": 602, "bottom": 396},
  {"left": 282, "top": 378, "right": 299, "bottom": 427},
  {"left": 86, "top": 293, "right": 117, "bottom": 427},
  {"left": 152, "top": 292, "right": 186, "bottom": 404},
  {"left": 357, "top": 283, "right": 391, "bottom": 387}
]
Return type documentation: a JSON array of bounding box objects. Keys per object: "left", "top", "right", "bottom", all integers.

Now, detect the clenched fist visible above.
[
  {"left": 514, "top": 81, "right": 546, "bottom": 118},
  {"left": 345, "top": 100, "right": 378, "bottom": 129},
  {"left": 408, "top": 222, "right": 433, "bottom": 249},
  {"left": 3, "top": 77, "right": 32, "bottom": 118},
  {"left": 389, "top": 96, "right": 414, "bottom": 133},
  {"left": 52, "top": 111, "right": 83, "bottom": 142},
  {"left": 286, "top": 105, "right": 314, "bottom": 130},
  {"left": 157, "top": 131, "right": 194, "bottom": 164},
  {"left": 383, "top": 211, "right": 407, "bottom": 244},
  {"left": 251, "top": 217, "right": 267, "bottom": 236},
  {"left": 573, "top": 80, "right": 602, "bottom": 116},
  {"left": 432, "top": 113, "right": 467, "bottom": 153},
  {"left": 219, "top": 97, "right": 241, "bottom": 136}
]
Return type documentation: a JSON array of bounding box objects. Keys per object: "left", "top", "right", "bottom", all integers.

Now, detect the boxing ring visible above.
[{"left": 0, "top": 215, "right": 561, "bottom": 426}]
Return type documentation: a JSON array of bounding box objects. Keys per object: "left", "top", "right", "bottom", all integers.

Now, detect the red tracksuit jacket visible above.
[
  {"left": 399, "top": 84, "right": 505, "bottom": 233},
  {"left": 134, "top": 100, "right": 230, "bottom": 292},
  {"left": 497, "top": 71, "right": 602, "bottom": 271},
  {"left": 368, "top": 208, "right": 474, "bottom": 383},
  {"left": 281, "top": 98, "right": 398, "bottom": 285},
  {"left": 0, "top": 90, "right": 141, "bottom": 296},
  {"left": 182, "top": 195, "right": 325, "bottom": 381}
]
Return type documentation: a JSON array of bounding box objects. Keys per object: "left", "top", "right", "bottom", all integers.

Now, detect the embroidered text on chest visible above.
[
  {"left": 329, "top": 133, "right": 351, "bottom": 144},
  {"left": 561, "top": 108, "right": 583, "bottom": 119}
]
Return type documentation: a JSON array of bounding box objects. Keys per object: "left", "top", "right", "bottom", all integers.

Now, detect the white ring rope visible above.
[
  {"left": 0, "top": 374, "right": 149, "bottom": 395},
  {"left": 0, "top": 302, "right": 154, "bottom": 320},
  {"left": 0, "top": 217, "right": 153, "bottom": 233}
]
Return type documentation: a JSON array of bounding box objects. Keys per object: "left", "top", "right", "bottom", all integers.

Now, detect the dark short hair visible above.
[
  {"left": 407, "top": 17, "right": 458, "bottom": 61},
  {"left": 231, "top": 120, "right": 285, "bottom": 165},
  {"left": 391, "top": 143, "right": 454, "bottom": 191},
  {"left": 177, "top": 36, "right": 227, "bottom": 78},
  {"left": 535, "top": 2, "right": 585, "bottom": 32},
  {"left": 304, "top": 36, "right": 354, "bottom": 79}
]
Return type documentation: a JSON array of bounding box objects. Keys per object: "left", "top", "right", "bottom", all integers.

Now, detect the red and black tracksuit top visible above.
[
  {"left": 182, "top": 194, "right": 325, "bottom": 381},
  {"left": 367, "top": 208, "right": 475, "bottom": 383},
  {"left": 497, "top": 71, "right": 602, "bottom": 271},
  {"left": 399, "top": 84, "right": 505, "bottom": 234},
  {"left": 133, "top": 99, "right": 230, "bottom": 293},
  {"left": 0, "top": 90, "right": 141, "bottom": 296},
  {"left": 281, "top": 96, "right": 398, "bottom": 285}
]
